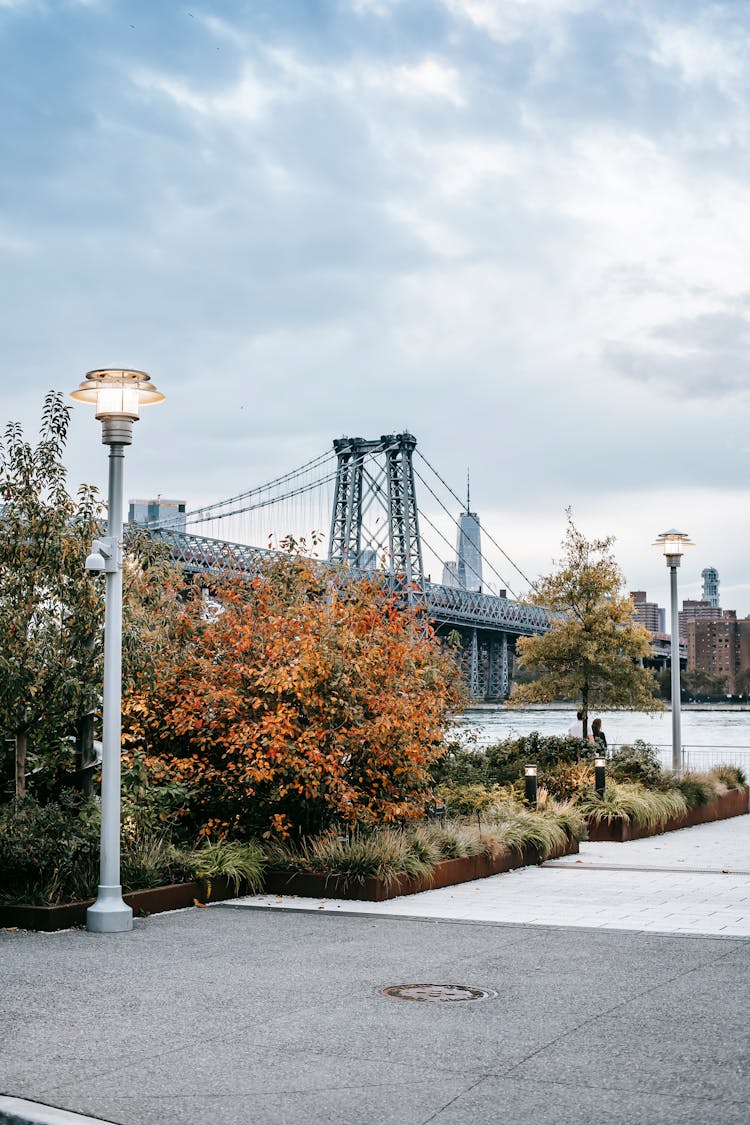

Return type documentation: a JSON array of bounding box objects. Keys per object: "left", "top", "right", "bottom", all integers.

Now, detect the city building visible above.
[
  {"left": 686, "top": 614, "right": 750, "bottom": 693},
  {"left": 679, "top": 599, "right": 722, "bottom": 639},
  {"left": 128, "top": 497, "right": 186, "bottom": 532},
  {"left": 456, "top": 509, "right": 482, "bottom": 593},
  {"left": 629, "top": 590, "right": 663, "bottom": 634},
  {"left": 701, "top": 567, "right": 720, "bottom": 608},
  {"left": 441, "top": 560, "right": 460, "bottom": 588},
  {"left": 440, "top": 474, "right": 483, "bottom": 593}
]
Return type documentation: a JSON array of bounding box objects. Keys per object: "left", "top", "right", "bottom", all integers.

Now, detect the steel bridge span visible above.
[
  {"left": 149, "top": 432, "right": 679, "bottom": 702},
  {"left": 152, "top": 526, "right": 548, "bottom": 702}
]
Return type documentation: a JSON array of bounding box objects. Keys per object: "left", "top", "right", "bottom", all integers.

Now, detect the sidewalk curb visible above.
[{"left": 0, "top": 1097, "right": 117, "bottom": 1125}]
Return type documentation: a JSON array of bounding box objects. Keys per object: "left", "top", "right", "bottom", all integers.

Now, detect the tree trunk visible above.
[{"left": 15, "top": 730, "right": 27, "bottom": 799}]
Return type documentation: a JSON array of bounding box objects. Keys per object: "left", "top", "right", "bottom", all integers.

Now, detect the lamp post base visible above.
[{"left": 86, "top": 885, "right": 134, "bottom": 933}]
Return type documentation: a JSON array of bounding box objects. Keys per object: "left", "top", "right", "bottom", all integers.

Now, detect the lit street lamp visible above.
[
  {"left": 653, "top": 529, "right": 693, "bottom": 773},
  {"left": 70, "top": 369, "right": 165, "bottom": 933}
]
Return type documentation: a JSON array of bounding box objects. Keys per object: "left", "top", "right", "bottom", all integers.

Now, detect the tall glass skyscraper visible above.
[{"left": 457, "top": 509, "right": 482, "bottom": 592}]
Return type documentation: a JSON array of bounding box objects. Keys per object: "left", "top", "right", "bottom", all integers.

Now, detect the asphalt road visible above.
[{"left": 2, "top": 907, "right": 748, "bottom": 1124}]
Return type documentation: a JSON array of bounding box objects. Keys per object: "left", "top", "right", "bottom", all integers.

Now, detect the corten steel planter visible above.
[
  {"left": 0, "top": 876, "right": 240, "bottom": 933},
  {"left": 586, "top": 786, "right": 749, "bottom": 843},
  {"left": 262, "top": 835, "right": 579, "bottom": 903}
]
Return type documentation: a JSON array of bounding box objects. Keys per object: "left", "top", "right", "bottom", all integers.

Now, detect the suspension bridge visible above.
[{"left": 145, "top": 432, "right": 548, "bottom": 700}]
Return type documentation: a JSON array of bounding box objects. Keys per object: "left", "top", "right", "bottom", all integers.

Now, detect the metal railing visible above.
[{"left": 610, "top": 743, "right": 750, "bottom": 773}]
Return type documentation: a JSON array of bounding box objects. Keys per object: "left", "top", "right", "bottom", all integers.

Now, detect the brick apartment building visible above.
[{"left": 685, "top": 614, "right": 750, "bottom": 693}]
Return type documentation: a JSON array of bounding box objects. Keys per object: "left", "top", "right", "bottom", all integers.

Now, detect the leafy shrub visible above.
[
  {"left": 608, "top": 741, "right": 663, "bottom": 786},
  {"left": 544, "top": 761, "right": 594, "bottom": 801},
  {"left": 0, "top": 795, "right": 100, "bottom": 905},
  {"left": 0, "top": 795, "right": 192, "bottom": 906},
  {"left": 435, "top": 732, "right": 597, "bottom": 792},
  {"left": 438, "top": 783, "right": 508, "bottom": 821},
  {"left": 122, "top": 557, "right": 463, "bottom": 839}
]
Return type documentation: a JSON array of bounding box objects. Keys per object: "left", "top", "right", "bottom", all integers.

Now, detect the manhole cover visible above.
[{"left": 381, "top": 983, "right": 496, "bottom": 1003}]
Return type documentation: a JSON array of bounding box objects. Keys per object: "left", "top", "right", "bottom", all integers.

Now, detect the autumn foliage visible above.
[{"left": 122, "top": 553, "right": 463, "bottom": 839}]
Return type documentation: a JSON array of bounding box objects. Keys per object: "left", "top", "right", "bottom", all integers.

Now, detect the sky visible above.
[{"left": 1, "top": 0, "right": 749, "bottom": 612}]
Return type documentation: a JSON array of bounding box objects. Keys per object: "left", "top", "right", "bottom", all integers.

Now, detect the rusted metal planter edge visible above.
[
  {"left": 586, "top": 786, "right": 749, "bottom": 843},
  {"left": 0, "top": 876, "right": 240, "bottom": 933},
  {"left": 262, "top": 834, "right": 580, "bottom": 903}
]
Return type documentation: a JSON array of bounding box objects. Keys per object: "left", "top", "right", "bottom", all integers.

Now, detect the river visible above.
[{"left": 458, "top": 707, "right": 750, "bottom": 773}]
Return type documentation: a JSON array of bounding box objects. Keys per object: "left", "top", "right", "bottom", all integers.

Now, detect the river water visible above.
[{"left": 458, "top": 707, "right": 750, "bottom": 772}]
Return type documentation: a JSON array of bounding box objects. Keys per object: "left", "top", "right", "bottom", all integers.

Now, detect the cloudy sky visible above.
[{"left": 1, "top": 0, "right": 749, "bottom": 611}]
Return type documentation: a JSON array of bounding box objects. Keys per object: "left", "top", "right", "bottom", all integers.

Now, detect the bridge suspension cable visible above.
[
  {"left": 148, "top": 449, "right": 336, "bottom": 530},
  {"left": 414, "top": 449, "right": 539, "bottom": 595}
]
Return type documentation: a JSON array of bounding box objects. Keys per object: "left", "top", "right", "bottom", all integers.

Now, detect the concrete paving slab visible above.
[{"left": 230, "top": 813, "right": 750, "bottom": 938}]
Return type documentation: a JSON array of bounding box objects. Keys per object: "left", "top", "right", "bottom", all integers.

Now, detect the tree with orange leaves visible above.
[{"left": 122, "top": 551, "right": 463, "bottom": 840}]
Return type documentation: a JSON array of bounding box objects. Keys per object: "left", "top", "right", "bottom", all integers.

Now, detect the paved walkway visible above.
[
  {"left": 2, "top": 815, "right": 750, "bottom": 1124},
  {"left": 229, "top": 813, "right": 750, "bottom": 937}
]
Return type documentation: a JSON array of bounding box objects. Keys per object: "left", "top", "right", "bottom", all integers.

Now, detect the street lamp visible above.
[
  {"left": 653, "top": 529, "right": 693, "bottom": 774},
  {"left": 70, "top": 369, "right": 165, "bottom": 933}
]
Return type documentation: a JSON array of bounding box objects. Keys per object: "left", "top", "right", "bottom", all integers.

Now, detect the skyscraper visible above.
[
  {"left": 701, "top": 567, "right": 720, "bottom": 608},
  {"left": 456, "top": 472, "right": 482, "bottom": 593}
]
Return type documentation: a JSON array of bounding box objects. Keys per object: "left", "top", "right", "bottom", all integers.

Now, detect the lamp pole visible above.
[
  {"left": 653, "top": 530, "right": 693, "bottom": 774},
  {"left": 70, "top": 369, "right": 165, "bottom": 933}
]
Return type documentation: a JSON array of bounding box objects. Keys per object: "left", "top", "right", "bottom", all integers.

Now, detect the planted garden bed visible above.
[
  {"left": 0, "top": 876, "right": 241, "bottom": 933},
  {"left": 263, "top": 834, "right": 579, "bottom": 902},
  {"left": 586, "top": 786, "right": 748, "bottom": 843}
]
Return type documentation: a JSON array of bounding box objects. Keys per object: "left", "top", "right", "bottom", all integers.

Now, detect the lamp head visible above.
[
  {"left": 653, "top": 529, "right": 693, "bottom": 565},
  {"left": 70, "top": 369, "right": 165, "bottom": 445}
]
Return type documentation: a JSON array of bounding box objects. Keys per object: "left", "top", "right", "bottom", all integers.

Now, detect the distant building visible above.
[
  {"left": 456, "top": 510, "right": 482, "bottom": 593},
  {"left": 630, "top": 590, "right": 663, "bottom": 633},
  {"left": 701, "top": 567, "right": 720, "bottom": 608},
  {"left": 442, "top": 560, "right": 460, "bottom": 588},
  {"left": 679, "top": 599, "right": 722, "bottom": 640},
  {"left": 129, "top": 497, "right": 186, "bottom": 532},
  {"left": 358, "top": 548, "right": 378, "bottom": 570},
  {"left": 686, "top": 615, "right": 750, "bottom": 693}
]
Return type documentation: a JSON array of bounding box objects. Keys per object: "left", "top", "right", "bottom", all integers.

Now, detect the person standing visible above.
[
  {"left": 568, "top": 710, "right": 584, "bottom": 739},
  {"left": 592, "top": 717, "right": 607, "bottom": 750}
]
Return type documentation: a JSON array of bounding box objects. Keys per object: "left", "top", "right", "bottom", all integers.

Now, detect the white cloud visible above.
[{"left": 133, "top": 64, "right": 271, "bottom": 124}]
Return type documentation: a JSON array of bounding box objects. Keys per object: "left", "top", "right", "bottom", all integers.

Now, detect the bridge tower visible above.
[{"left": 328, "top": 432, "right": 425, "bottom": 604}]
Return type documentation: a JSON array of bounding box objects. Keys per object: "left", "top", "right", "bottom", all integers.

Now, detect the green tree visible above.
[
  {"left": 735, "top": 667, "right": 750, "bottom": 699},
  {"left": 0, "top": 393, "right": 103, "bottom": 798},
  {"left": 512, "top": 515, "right": 661, "bottom": 736},
  {"left": 682, "top": 669, "right": 729, "bottom": 701}
]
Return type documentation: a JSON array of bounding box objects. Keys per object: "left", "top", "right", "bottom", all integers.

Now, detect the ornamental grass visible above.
[
  {"left": 577, "top": 781, "right": 688, "bottom": 830},
  {"left": 265, "top": 803, "right": 577, "bottom": 891}
]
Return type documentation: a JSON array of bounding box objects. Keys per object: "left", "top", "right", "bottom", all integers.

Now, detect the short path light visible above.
[
  {"left": 594, "top": 757, "right": 606, "bottom": 799},
  {"left": 70, "top": 369, "right": 165, "bottom": 933},
  {"left": 524, "top": 765, "right": 538, "bottom": 808},
  {"left": 653, "top": 529, "right": 693, "bottom": 774}
]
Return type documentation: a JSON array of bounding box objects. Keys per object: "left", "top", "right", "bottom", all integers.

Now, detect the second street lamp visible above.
[
  {"left": 653, "top": 529, "right": 693, "bottom": 774},
  {"left": 70, "top": 369, "right": 165, "bottom": 933}
]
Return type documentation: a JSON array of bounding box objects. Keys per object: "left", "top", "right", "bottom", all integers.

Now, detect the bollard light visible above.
[
  {"left": 653, "top": 529, "right": 693, "bottom": 773},
  {"left": 70, "top": 368, "right": 165, "bottom": 934},
  {"left": 594, "top": 757, "right": 606, "bottom": 799},
  {"left": 524, "top": 765, "right": 538, "bottom": 808}
]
